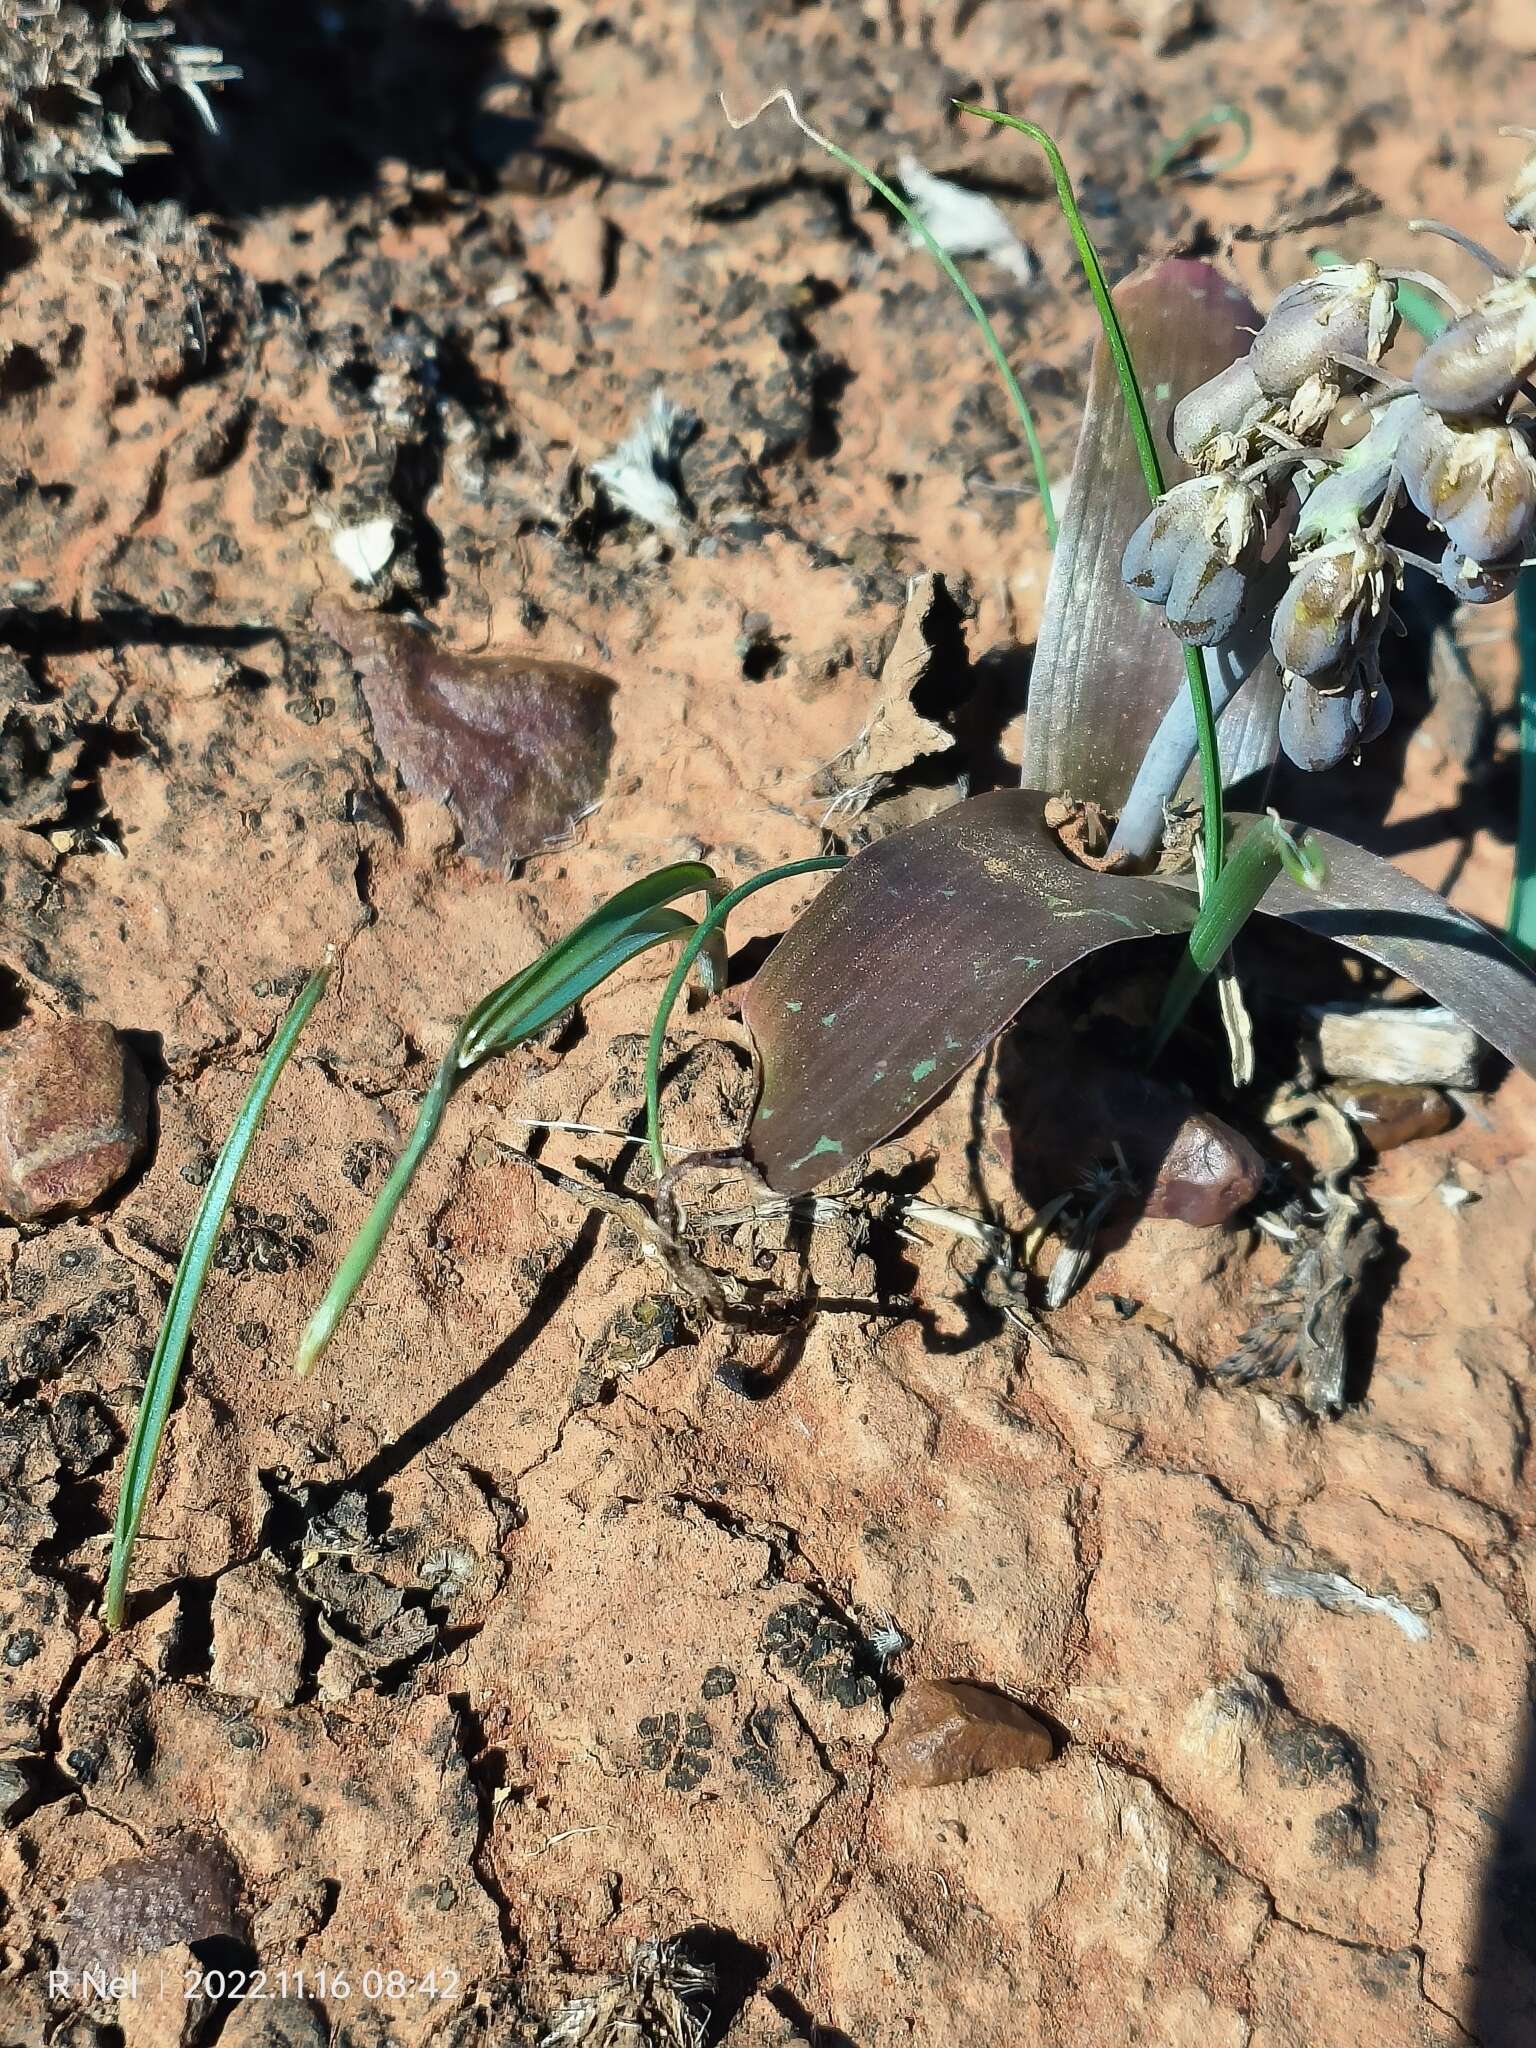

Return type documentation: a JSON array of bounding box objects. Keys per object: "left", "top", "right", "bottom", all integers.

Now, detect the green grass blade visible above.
[
  {"left": 1149, "top": 105, "right": 1253, "bottom": 183},
  {"left": 1509, "top": 569, "right": 1536, "bottom": 964},
  {"left": 105, "top": 960, "right": 331, "bottom": 1630},
  {"left": 955, "top": 101, "right": 1225, "bottom": 888},
  {"left": 723, "top": 90, "right": 1056, "bottom": 544},
  {"left": 461, "top": 861, "right": 720, "bottom": 1065},
  {"left": 645, "top": 858, "right": 846, "bottom": 1175},
  {"left": 293, "top": 1023, "right": 466, "bottom": 1379},
  {"left": 470, "top": 909, "right": 704, "bottom": 1055}
]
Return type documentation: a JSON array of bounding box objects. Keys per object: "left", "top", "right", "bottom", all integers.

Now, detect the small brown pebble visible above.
[
  {"left": 0, "top": 1017, "right": 148, "bottom": 1223},
  {"left": 883, "top": 1679, "right": 1055, "bottom": 1788},
  {"left": 1329, "top": 1082, "right": 1457, "bottom": 1154}
]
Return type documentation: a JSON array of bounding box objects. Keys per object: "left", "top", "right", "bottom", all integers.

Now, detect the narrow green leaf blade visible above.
[
  {"left": 462, "top": 860, "right": 717, "bottom": 1062},
  {"left": 106, "top": 960, "right": 331, "bottom": 1629}
]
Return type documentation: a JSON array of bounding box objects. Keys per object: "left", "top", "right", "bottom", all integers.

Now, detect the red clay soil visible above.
[{"left": 2, "top": 2, "right": 1535, "bottom": 2044}]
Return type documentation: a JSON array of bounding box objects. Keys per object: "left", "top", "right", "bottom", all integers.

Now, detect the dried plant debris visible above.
[
  {"left": 0, "top": 0, "right": 236, "bottom": 196},
  {"left": 315, "top": 600, "right": 615, "bottom": 870},
  {"left": 1262, "top": 1564, "right": 1431, "bottom": 1642},
  {"left": 589, "top": 391, "right": 697, "bottom": 536},
  {"left": 815, "top": 571, "right": 967, "bottom": 826},
  {"left": 541, "top": 1939, "right": 714, "bottom": 2048},
  {"left": 1217, "top": 1184, "right": 1383, "bottom": 1418}
]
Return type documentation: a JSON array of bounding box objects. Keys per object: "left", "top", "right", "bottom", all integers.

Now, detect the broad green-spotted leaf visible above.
[{"left": 745, "top": 795, "right": 1536, "bottom": 1196}]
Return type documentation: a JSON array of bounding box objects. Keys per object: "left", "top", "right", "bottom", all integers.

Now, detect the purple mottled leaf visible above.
[
  {"left": 744, "top": 793, "right": 1536, "bottom": 1198},
  {"left": 1021, "top": 259, "right": 1282, "bottom": 815},
  {"left": 744, "top": 789, "right": 1194, "bottom": 1194},
  {"left": 316, "top": 600, "right": 614, "bottom": 870}
]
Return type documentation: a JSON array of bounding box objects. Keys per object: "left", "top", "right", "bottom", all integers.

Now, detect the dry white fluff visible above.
[
  {"left": 590, "top": 391, "right": 696, "bottom": 535},
  {"left": 896, "top": 154, "right": 1034, "bottom": 285},
  {"left": 330, "top": 516, "right": 397, "bottom": 586},
  {"left": 1262, "top": 1565, "right": 1430, "bottom": 1643},
  {"left": 540, "top": 1939, "right": 714, "bottom": 2048}
]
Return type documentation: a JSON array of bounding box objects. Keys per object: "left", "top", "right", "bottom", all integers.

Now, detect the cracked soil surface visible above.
[{"left": 3, "top": 1, "right": 1536, "bottom": 2044}]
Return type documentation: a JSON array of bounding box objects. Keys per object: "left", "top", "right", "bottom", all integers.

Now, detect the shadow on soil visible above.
[{"left": 1472, "top": 1690, "right": 1536, "bottom": 2045}]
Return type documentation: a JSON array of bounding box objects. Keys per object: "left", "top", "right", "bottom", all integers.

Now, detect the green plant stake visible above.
[{"left": 106, "top": 959, "right": 331, "bottom": 1630}]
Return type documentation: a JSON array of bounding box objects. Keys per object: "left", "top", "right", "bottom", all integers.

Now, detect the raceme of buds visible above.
[
  {"left": 1398, "top": 403, "right": 1536, "bottom": 563},
  {"left": 1413, "top": 273, "right": 1536, "bottom": 418},
  {"left": 1171, "top": 357, "right": 1268, "bottom": 469},
  {"left": 1269, "top": 535, "right": 1394, "bottom": 683},
  {"left": 1121, "top": 160, "right": 1533, "bottom": 790},
  {"left": 1121, "top": 475, "right": 1268, "bottom": 645},
  {"left": 1248, "top": 262, "right": 1398, "bottom": 399}
]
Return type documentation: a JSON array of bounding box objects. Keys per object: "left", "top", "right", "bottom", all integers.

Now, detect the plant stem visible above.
[
  {"left": 645, "top": 857, "right": 846, "bottom": 1175},
  {"left": 106, "top": 960, "right": 330, "bottom": 1629},
  {"left": 1509, "top": 568, "right": 1536, "bottom": 964},
  {"left": 723, "top": 91, "right": 1056, "bottom": 542},
  {"left": 955, "top": 103, "right": 1226, "bottom": 887},
  {"left": 1150, "top": 819, "right": 1324, "bottom": 1057},
  {"left": 293, "top": 1025, "right": 467, "bottom": 1378}
]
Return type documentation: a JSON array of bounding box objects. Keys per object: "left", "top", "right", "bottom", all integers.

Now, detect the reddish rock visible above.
[
  {"left": 1142, "top": 1107, "right": 1265, "bottom": 1224},
  {"left": 999, "top": 1042, "right": 1264, "bottom": 1228},
  {"left": 0, "top": 1017, "right": 148, "bottom": 1223},
  {"left": 55, "top": 1835, "right": 244, "bottom": 1984},
  {"left": 883, "top": 1679, "right": 1055, "bottom": 1788}
]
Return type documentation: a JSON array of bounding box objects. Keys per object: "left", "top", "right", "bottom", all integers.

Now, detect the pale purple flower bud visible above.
[
  {"left": 1121, "top": 479, "right": 1215, "bottom": 604},
  {"left": 1164, "top": 546, "right": 1253, "bottom": 646},
  {"left": 1270, "top": 534, "right": 1393, "bottom": 680},
  {"left": 1278, "top": 663, "right": 1391, "bottom": 772},
  {"left": 1171, "top": 357, "right": 1267, "bottom": 468},
  {"left": 1399, "top": 408, "right": 1536, "bottom": 562},
  {"left": 1413, "top": 272, "right": 1536, "bottom": 417},
  {"left": 1249, "top": 262, "right": 1397, "bottom": 398},
  {"left": 1439, "top": 544, "right": 1523, "bottom": 604},
  {"left": 1122, "top": 476, "right": 1266, "bottom": 630}
]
